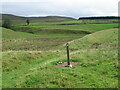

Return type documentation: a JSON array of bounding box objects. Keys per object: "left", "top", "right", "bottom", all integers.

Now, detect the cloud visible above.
[{"left": 1, "top": 0, "right": 119, "bottom": 18}]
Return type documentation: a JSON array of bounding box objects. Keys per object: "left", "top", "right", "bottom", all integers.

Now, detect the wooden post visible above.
[{"left": 66, "top": 43, "right": 70, "bottom": 65}]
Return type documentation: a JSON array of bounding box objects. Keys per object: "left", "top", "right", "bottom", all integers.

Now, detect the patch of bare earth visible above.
[{"left": 56, "top": 62, "right": 78, "bottom": 68}]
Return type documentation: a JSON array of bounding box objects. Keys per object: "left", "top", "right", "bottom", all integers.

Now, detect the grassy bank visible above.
[{"left": 2, "top": 27, "right": 118, "bottom": 88}]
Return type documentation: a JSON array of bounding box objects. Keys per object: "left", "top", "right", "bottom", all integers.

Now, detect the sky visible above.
[{"left": 1, "top": 0, "right": 119, "bottom": 19}]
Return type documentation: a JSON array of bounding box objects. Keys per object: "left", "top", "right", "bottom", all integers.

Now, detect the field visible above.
[{"left": 2, "top": 19, "right": 118, "bottom": 88}]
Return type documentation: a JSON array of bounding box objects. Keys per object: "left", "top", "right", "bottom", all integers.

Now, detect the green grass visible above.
[
  {"left": 13, "top": 23, "right": 118, "bottom": 33},
  {"left": 2, "top": 27, "right": 118, "bottom": 88},
  {"left": 69, "top": 28, "right": 118, "bottom": 50},
  {"left": 2, "top": 20, "right": 117, "bottom": 51},
  {"left": 2, "top": 27, "right": 37, "bottom": 40},
  {"left": 2, "top": 26, "right": 87, "bottom": 51}
]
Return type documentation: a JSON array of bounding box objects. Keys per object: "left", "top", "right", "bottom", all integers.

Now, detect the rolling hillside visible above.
[
  {"left": 1, "top": 15, "right": 118, "bottom": 88},
  {"left": 2, "top": 27, "right": 87, "bottom": 51},
  {"left": 2, "top": 28, "right": 118, "bottom": 88},
  {"left": 1, "top": 14, "right": 75, "bottom": 20},
  {"left": 1, "top": 14, "right": 75, "bottom": 25}
]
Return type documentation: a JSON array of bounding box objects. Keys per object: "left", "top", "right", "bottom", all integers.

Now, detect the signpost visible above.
[{"left": 66, "top": 43, "right": 70, "bottom": 66}]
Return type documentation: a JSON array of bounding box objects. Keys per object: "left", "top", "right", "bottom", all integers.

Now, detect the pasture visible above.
[{"left": 2, "top": 19, "right": 118, "bottom": 88}]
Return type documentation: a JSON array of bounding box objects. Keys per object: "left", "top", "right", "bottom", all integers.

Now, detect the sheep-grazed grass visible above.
[{"left": 2, "top": 20, "right": 118, "bottom": 88}]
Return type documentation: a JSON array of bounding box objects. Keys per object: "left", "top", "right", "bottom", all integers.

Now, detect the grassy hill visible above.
[
  {"left": 12, "top": 23, "right": 117, "bottom": 34},
  {"left": 1, "top": 14, "right": 75, "bottom": 25},
  {"left": 2, "top": 27, "right": 87, "bottom": 51},
  {"left": 69, "top": 28, "right": 118, "bottom": 50},
  {"left": 2, "top": 28, "right": 118, "bottom": 88},
  {"left": 1, "top": 14, "right": 75, "bottom": 20},
  {"left": 2, "top": 22, "right": 118, "bottom": 51},
  {"left": 1, "top": 14, "right": 119, "bottom": 26},
  {"left": 2, "top": 27, "right": 37, "bottom": 40},
  {"left": 1, "top": 15, "right": 118, "bottom": 88}
]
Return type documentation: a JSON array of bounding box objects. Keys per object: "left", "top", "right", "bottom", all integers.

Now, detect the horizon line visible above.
[{"left": 1, "top": 13, "right": 119, "bottom": 19}]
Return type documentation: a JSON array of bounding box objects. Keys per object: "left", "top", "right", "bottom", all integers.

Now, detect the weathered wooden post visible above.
[{"left": 66, "top": 43, "right": 70, "bottom": 66}]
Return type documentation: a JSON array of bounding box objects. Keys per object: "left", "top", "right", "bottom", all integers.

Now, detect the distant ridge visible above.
[
  {"left": 1, "top": 14, "right": 76, "bottom": 20},
  {"left": 0, "top": 14, "right": 76, "bottom": 25}
]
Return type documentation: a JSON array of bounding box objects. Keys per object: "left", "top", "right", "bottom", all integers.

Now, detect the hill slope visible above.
[
  {"left": 1, "top": 14, "right": 75, "bottom": 20},
  {"left": 3, "top": 28, "right": 118, "bottom": 88},
  {"left": 2, "top": 27, "right": 37, "bottom": 40},
  {"left": 1, "top": 14, "right": 75, "bottom": 25},
  {"left": 69, "top": 28, "right": 118, "bottom": 50},
  {"left": 2, "top": 27, "right": 87, "bottom": 51}
]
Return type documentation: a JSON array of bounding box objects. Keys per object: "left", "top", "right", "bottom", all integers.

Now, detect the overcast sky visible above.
[{"left": 1, "top": 0, "right": 119, "bottom": 19}]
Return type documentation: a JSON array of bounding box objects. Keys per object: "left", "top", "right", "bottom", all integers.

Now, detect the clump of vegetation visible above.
[{"left": 26, "top": 19, "right": 30, "bottom": 25}]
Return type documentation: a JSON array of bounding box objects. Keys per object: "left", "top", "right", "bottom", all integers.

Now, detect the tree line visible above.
[{"left": 78, "top": 16, "right": 120, "bottom": 20}]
